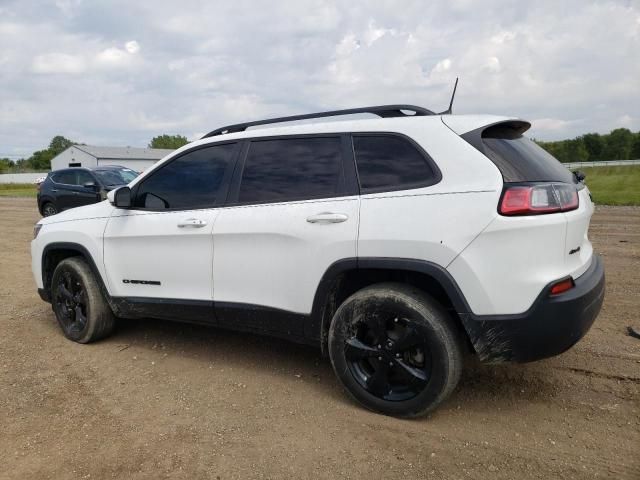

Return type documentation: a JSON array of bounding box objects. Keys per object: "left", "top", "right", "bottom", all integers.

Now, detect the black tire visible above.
[
  {"left": 50, "top": 257, "right": 115, "bottom": 343},
  {"left": 42, "top": 202, "right": 58, "bottom": 217},
  {"left": 328, "top": 282, "right": 463, "bottom": 418}
]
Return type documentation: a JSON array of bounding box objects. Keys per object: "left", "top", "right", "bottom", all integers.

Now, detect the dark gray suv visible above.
[{"left": 37, "top": 165, "right": 138, "bottom": 216}]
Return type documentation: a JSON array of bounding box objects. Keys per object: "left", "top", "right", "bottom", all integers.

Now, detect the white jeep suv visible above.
[{"left": 31, "top": 105, "right": 605, "bottom": 417}]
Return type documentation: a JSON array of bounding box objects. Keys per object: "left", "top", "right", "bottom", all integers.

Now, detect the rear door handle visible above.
[
  {"left": 306, "top": 212, "right": 349, "bottom": 224},
  {"left": 177, "top": 218, "right": 207, "bottom": 228}
]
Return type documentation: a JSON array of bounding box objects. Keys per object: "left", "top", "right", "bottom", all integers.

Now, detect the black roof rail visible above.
[{"left": 201, "top": 104, "right": 434, "bottom": 138}]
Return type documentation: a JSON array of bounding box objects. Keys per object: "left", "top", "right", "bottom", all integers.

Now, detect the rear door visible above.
[
  {"left": 50, "top": 170, "right": 78, "bottom": 210},
  {"left": 103, "top": 143, "right": 239, "bottom": 320},
  {"left": 212, "top": 135, "right": 359, "bottom": 336}
]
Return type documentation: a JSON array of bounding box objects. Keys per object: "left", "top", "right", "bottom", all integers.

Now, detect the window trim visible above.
[
  {"left": 130, "top": 141, "right": 241, "bottom": 212},
  {"left": 351, "top": 132, "right": 442, "bottom": 195},
  {"left": 225, "top": 133, "right": 356, "bottom": 207}
]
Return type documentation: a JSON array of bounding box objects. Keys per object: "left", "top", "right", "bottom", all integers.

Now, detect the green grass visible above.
[
  {"left": 578, "top": 165, "right": 640, "bottom": 206},
  {"left": 0, "top": 183, "right": 38, "bottom": 198}
]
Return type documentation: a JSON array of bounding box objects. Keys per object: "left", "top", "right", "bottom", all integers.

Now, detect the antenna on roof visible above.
[{"left": 438, "top": 77, "right": 459, "bottom": 115}]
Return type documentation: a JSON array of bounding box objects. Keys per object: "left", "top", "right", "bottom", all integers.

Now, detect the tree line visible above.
[
  {"left": 0, "top": 135, "right": 188, "bottom": 173},
  {"left": 535, "top": 128, "right": 640, "bottom": 163},
  {"left": 1, "top": 128, "right": 638, "bottom": 173}
]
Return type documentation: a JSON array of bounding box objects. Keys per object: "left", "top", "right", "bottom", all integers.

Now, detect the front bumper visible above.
[
  {"left": 38, "top": 288, "right": 51, "bottom": 303},
  {"left": 460, "top": 254, "right": 605, "bottom": 363}
]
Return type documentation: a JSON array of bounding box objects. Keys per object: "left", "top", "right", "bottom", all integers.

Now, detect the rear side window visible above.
[
  {"left": 238, "top": 137, "right": 343, "bottom": 204},
  {"left": 465, "top": 124, "right": 576, "bottom": 184},
  {"left": 353, "top": 135, "right": 439, "bottom": 192},
  {"left": 134, "top": 143, "right": 237, "bottom": 210},
  {"left": 52, "top": 170, "right": 77, "bottom": 185}
]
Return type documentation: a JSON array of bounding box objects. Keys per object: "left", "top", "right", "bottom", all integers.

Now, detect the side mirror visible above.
[{"left": 110, "top": 186, "right": 132, "bottom": 208}]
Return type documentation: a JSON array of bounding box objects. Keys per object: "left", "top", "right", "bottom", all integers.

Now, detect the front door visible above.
[
  {"left": 103, "top": 142, "right": 239, "bottom": 322},
  {"left": 72, "top": 170, "right": 101, "bottom": 208}
]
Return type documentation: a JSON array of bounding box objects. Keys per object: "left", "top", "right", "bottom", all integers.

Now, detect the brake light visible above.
[
  {"left": 499, "top": 183, "right": 578, "bottom": 216},
  {"left": 550, "top": 278, "right": 574, "bottom": 295}
]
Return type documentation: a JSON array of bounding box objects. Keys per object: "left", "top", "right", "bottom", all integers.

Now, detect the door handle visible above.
[
  {"left": 306, "top": 212, "right": 349, "bottom": 224},
  {"left": 72, "top": 191, "right": 79, "bottom": 195},
  {"left": 177, "top": 218, "right": 208, "bottom": 228}
]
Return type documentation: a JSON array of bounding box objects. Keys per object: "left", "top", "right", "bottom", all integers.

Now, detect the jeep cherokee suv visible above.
[{"left": 31, "top": 105, "right": 605, "bottom": 417}]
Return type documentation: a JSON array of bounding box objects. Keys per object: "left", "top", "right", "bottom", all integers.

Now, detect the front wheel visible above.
[
  {"left": 328, "top": 283, "right": 463, "bottom": 418},
  {"left": 42, "top": 202, "right": 58, "bottom": 216},
  {"left": 51, "top": 257, "right": 115, "bottom": 343}
]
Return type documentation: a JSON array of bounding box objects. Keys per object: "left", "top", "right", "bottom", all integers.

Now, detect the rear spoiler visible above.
[{"left": 459, "top": 120, "right": 532, "bottom": 152}]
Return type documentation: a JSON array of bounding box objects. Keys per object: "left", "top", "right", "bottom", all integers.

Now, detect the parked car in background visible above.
[{"left": 37, "top": 165, "right": 138, "bottom": 216}]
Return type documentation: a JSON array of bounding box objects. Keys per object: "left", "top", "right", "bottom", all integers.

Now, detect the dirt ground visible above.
[{"left": 0, "top": 197, "right": 638, "bottom": 480}]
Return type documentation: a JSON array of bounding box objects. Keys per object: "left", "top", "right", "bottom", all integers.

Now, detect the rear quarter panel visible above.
[{"left": 357, "top": 119, "right": 503, "bottom": 268}]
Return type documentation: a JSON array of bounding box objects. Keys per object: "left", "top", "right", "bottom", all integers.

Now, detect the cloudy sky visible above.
[{"left": 1, "top": 0, "right": 639, "bottom": 159}]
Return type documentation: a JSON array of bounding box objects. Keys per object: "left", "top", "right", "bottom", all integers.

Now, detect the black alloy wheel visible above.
[
  {"left": 344, "top": 312, "right": 432, "bottom": 401},
  {"left": 329, "top": 283, "right": 463, "bottom": 417},
  {"left": 53, "top": 268, "right": 89, "bottom": 337},
  {"left": 50, "top": 257, "right": 115, "bottom": 343},
  {"left": 42, "top": 202, "right": 58, "bottom": 216}
]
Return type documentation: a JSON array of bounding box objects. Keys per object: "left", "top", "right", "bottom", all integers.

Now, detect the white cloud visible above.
[
  {"left": 531, "top": 118, "right": 577, "bottom": 132},
  {"left": 55, "top": 0, "right": 83, "bottom": 17},
  {"left": 616, "top": 114, "right": 634, "bottom": 127},
  {"left": 96, "top": 47, "right": 127, "bottom": 64},
  {"left": 2, "top": 0, "right": 639, "bottom": 156},
  {"left": 125, "top": 41, "right": 140, "bottom": 54},
  {"left": 336, "top": 34, "right": 360, "bottom": 56},
  {"left": 485, "top": 56, "right": 501, "bottom": 73},
  {"left": 364, "top": 20, "right": 397, "bottom": 46},
  {"left": 491, "top": 31, "right": 515, "bottom": 44},
  {"left": 32, "top": 53, "right": 85, "bottom": 74},
  {"left": 432, "top": 58, "right": 452, "bottom": 74}
]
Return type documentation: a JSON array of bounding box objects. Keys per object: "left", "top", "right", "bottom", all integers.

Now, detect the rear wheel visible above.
[
  {"left": 51, "top": 257, "right": 115, "bottom": 343},
  {"left": 42, "top": 202, "right": 58, "bottom": 216},
  {"left": 328, "top": 283, "right": 463, "bottom": 417}
]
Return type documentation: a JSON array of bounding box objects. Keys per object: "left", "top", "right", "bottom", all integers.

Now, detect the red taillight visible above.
[
  {"left": 550, "top": 278, "right": 574, "bottom": 295},
  {"left": 499, "top": 183, "right": 578, "bottom": 216}
]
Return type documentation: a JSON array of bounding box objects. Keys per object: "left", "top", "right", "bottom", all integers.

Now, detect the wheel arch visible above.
[
  {"left": 38, "top": 196, "right": 57, "bottom": 214},
  {"left": 42, "top": 243, "right": 109, "bottom": 302},
  {"left": 310, "top": 257, "right": 473, "bottom": 355}
]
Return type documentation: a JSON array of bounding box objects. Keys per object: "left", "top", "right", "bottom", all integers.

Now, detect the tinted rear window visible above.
[
  {"left": 353, "top": 135, "right": 439, "bottom": 192},
  {"left": 467, "top": 124, "right": 575, "bottom": 184},
  {"left": 238, "top": 137, "right": 343, "bottom": 204}
]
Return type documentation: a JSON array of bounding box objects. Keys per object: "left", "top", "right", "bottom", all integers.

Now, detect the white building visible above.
[{"left": 50, "top": 145, "right": 174, "bottom": 172}]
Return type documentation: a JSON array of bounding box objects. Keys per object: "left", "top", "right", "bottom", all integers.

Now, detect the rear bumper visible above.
[{"left": 460, "top": 254, "right": 605, "bottom": 363}]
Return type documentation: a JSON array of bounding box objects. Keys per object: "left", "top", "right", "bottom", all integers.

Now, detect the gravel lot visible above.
[{"left": 0, "top": 197, "right": 638, "bottom": 479}]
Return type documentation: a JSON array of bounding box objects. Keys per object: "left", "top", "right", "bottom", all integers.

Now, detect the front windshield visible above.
[{"left": 94, "top": 168, "right": 139, "bottom": 186}]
